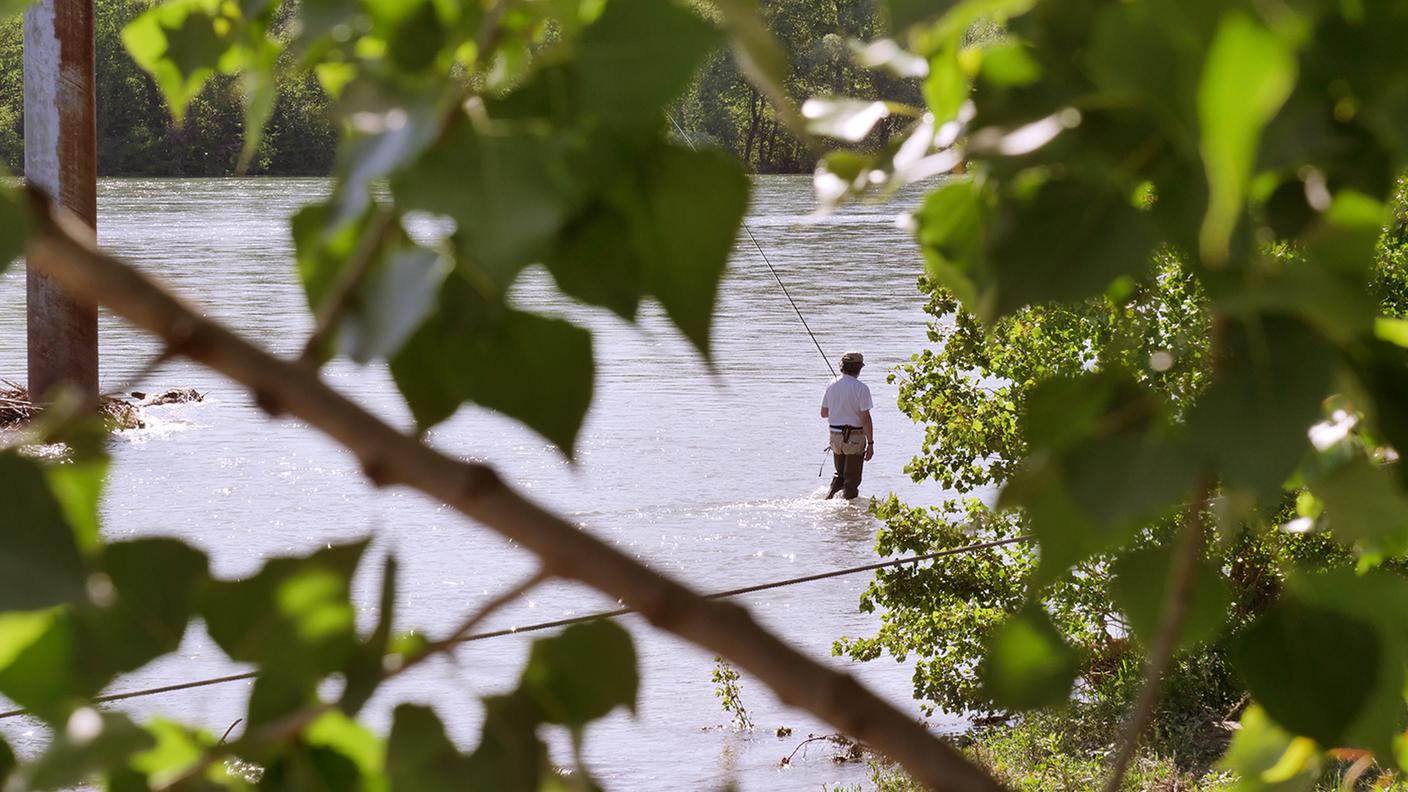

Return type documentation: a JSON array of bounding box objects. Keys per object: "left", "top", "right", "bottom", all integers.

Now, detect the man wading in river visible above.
[{"left": 820, "top": 352, "right": 874, "bottom": 500}]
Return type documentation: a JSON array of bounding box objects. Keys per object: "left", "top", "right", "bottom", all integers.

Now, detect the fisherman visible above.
[{"left": 820, "top": 351, "right": 874, "bottom": 500}]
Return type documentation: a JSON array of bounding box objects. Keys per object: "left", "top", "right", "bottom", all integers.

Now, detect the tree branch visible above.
[
  {"left": 26, "top": 195, "right": 1008, "bottom": 792},
  {"left": 1100, "top": 479, "right": 1211, "bottom": 792}
]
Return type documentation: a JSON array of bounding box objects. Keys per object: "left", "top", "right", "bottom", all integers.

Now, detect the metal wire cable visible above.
[
  {"left": 667, "top": 113, "right": 836, "bottom": 378},
  {"left": 0, "top": 534, "right": 1031, "bottom": 720}
]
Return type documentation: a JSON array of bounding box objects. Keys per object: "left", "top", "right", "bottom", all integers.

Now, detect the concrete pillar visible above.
[{"left": 24, "top": 0, "right": 98, "bottom": 405}]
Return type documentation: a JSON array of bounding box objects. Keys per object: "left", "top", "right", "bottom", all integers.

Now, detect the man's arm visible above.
[
  {"left": 821, "top": 406, "right": 829, "bottom": 418},
  {"left": 861, "top": 409, "right": 874, "bottom": 460}
]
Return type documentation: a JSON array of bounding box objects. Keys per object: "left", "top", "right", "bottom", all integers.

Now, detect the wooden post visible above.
[{"left": 24, "top": 0, "right": 98, "bottom": 405}]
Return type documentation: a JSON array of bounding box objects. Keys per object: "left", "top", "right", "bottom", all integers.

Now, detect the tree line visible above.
[{"left": 0, "top": 0, "right": 914, "bottom": 177}]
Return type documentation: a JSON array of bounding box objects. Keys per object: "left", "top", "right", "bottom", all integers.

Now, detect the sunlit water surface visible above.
[{"left": 0, "top": 175, "right": 962, "bottom": 790}]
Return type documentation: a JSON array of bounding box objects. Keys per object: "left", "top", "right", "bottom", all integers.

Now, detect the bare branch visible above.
[
  {"left": 1100, "top": 479, "right": 1211, "bottom": 792},
  {"left": 26, "top": 195, "right": 1009, "bottom": 792}
]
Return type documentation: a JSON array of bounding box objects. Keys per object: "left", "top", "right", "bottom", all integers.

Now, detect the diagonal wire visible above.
[
  {"left": 667, "top": 112, "right": 836, "bottom": 378},
  {"left": 0, "top": 534, "right": 1031, "bottom": 720}
]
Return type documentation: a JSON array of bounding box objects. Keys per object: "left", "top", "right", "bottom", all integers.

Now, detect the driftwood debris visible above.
[{"left": 0, "top": 381, "right": 199, "bottom": 430}]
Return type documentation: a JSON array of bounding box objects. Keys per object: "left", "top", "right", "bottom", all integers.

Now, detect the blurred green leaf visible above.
[
  {"left": 1000, "top": 374, "right": 1199, "bottom": 580},
  {"left": 81, "top": 538, "right": 209, "bottom": 674},
  {"left": 341, "top": 555, "right": 397, "bottom": 716},
  {"left": 1216, "top": 705, "right": 1319, "bottom": 792},
  {"left": 464, "top": 692, "right": 546, "bottom": 792},
  {"left": 1111, "top": 541, "right": 1231, "bottom": 651},
  {"left": 1310, "top": 456, "right": 1408, "bottom": 556},
  {"left": 304, "top": 709, "right": 384, "bottom": 782},
  {"left": 1231, "top": 597, "right": 1380, "bottom": 747},
  {"left": 1186, "top": 315, "right": 1335, "bottom": 500},
  {"left": 43, "top": 453, "right": 108, "bottom": 557},
  {"left": 386, "top": 704, "right": 470, "bottom": 792},
  {"left": 365, "top": 0, "right": 445, "bottom": 73},
  {"left": 125, "top": 719, "right": 213, "bottom": 790},
  {"left": 914, "top": 178, "right": 984, "bottom": 312},
  {"left": 122, "top": 0, "right": 239, "bottom": 123},
  {"left": 979, "top": 604, "right": 1079, "bottom": 710},
  {"left": 0, "top": 453, "right": 89, "bottom": 611},
  {"left": 922, "top": 45, "right": 966, "bottom": 124},
  {"left": 520, "top": 620, "right": 638, "bottom": 726},
  {"left": 0, "top": 735, "right": 12, "bottom": 787},
  {"left": 18, "top": 710, "right": 154, "bottom": 790},
  {"left": 392, "top": 123, "right": 583, "bottom": 289},
  {"left": 390, "top": 277, "right": 594, "bottom": 454},
  {"left": 978, "top": 40, "right": 1040, "bottom": 88},
  {"left": 986, "top": 178, "right": 1160, "bottom": 320},
  {"left": 1197, "top": 12, "right": 1297, "bottom": 264},
  {"left": 572, "top": 0, "right": 717, "bottom": 126}
]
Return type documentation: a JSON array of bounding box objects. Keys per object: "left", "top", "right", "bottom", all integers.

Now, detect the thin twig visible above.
[
  {"left": 1100, "top": 479, "right": 1211, "bottom": 792},
  {"left": 27, "top": 192, "right": 1008, "bottom": 792},
  {"left": 385, "top": 569, "right": 550, "bottom": 682},
  {"left": 298, "top": 207, "right": 398, "bottom": 368}
]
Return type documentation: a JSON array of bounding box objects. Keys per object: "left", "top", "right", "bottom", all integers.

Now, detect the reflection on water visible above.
[{"left": 0, "top": 174, "right": 959, "bottom": 790}]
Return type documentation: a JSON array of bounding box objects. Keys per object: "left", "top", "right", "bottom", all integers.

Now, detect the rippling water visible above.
[{"left": 0, "top": 175, "right": 959, "bottom": 790}]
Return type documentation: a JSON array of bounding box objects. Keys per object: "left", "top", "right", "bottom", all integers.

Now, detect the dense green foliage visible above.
[
  {"left": 816, "top": 0, "right": 1408, "bottom": 787},
  {"left": 0, "top": 0, "right": 908, "bottom": 176}
]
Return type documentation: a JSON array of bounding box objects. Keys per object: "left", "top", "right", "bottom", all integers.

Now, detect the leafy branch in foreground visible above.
[{"left": 823, "top": 0, "right": 1408, "bottom": 788}]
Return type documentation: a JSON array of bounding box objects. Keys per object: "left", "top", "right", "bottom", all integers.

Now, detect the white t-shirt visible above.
[{"left": 821, "top": 374, "right": 873, "bottom": 429}]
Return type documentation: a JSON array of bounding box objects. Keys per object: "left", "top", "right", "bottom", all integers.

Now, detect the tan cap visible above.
[{"left": 840, "top": 351, "right": 864, "bottom": 367}]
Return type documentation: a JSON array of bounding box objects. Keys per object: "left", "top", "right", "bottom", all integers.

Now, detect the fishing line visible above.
[
  {"left": 0, "top": 535, "right": 1031, "bottom": 720},
  {"left": 666, "top": 113, "right": 836, "bottom": 380}
]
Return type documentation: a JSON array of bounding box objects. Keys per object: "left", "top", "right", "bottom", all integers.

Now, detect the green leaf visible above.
[
  {"left": 541, "top": 205, "right": 644, "bottom": 321},
  {"left": 126, "top": 719, "right": 213, "bottom": 790},
  {"left": 572, "top": 0, "right": 717, "bottom": 126},
  {"left": 390, "top": 277, "right": 594, "bottom": 455},
  {"left": 392, "top": 123, "right": 584, "bottom": 290},
  {"left": 628, "top": 144, "right": 749, "bottom": 356},
  {"left": 464, "top": 692, "right": 546, "bottom": 792},
  {"left": 985, "top": 177, "right": 1160, "bottom": 320},
  {"left": 979, "top": 604, "right": 1079, "bottom": 710},
  {"left": 364, "top": 0, "right": 446, "bottom": 73},
  {"left": 0, "top": 610, "right": 91, "bottom": 718},
  {"left": 0, "top": 452, "right": 89, "bottom": 612},
  {"left": 1216, "top": 705, "right": 1320, "bottom": 792},
  {"left": 1000, "top": 374, "right": 1199, "bottom": 581},
  {"left": 914, "top": 178, "right": 985, "bottom": 313},
  {"left": 17, "top": 710, "right": 154, "bottom": 790},
  {"left": 1197, "top": 12, "right": 1297, "bottom": 264},
  {"left": 386, "top": 704, "right": 471, "bottom": 792},
  {"left": 923, "top": 44, "right": 967, "bottom": 124},
  {"left": 341, "top": 555, "right": 396, "bottom": 716},
  {"left": 1231, "top": 597, "right": 1380, "bottom": 747},
  {"left": 978, "top": 40, "right": 1041, "bottom": 88},
  {"left": 304, "top": 709, "right": 384, "bottom": 781},
  {"left": 201, "top": 542, "right": 365, "bottom": 726},
  {"left": 122, "top": 0, "right": 237, "bottom": 123},
  {"left": 0, "top": 184, "right": 26, "bottom": 275},
  {"left": 1309, "top": 456, "right": 1408, "bottom": 556},
  {"left": 1111, "top": 542, "right": 1231, "bottom": 651},
  {"left": 520, "top": 620, "right": 638, "bottom": 726},
  {"left": 1186, "top": 315, "right": 1336, "bottom": 500},
  {"left": 43, "top": 453, "right": 108, "bottom": 557},
  {"left": 80, "top": 538, "right": 209, "bottom": 675}
]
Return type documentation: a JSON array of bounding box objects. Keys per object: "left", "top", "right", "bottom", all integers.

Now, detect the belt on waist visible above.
[{"left": 829, "top": 425, "right": 862, "bottom": 431}]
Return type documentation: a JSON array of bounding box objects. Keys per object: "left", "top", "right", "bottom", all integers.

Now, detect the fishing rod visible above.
[{"left": 665, "top": 114, "right": 838, "bottom": 477}]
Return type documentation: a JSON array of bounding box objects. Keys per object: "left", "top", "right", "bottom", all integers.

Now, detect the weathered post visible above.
[{"left": 24, "top": 0, "right": 98, "bottom": 405}]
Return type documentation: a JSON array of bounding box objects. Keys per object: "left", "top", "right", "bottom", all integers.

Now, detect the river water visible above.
[{"left": 0, "top": 175, "right": 960, "bottom": 790}]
